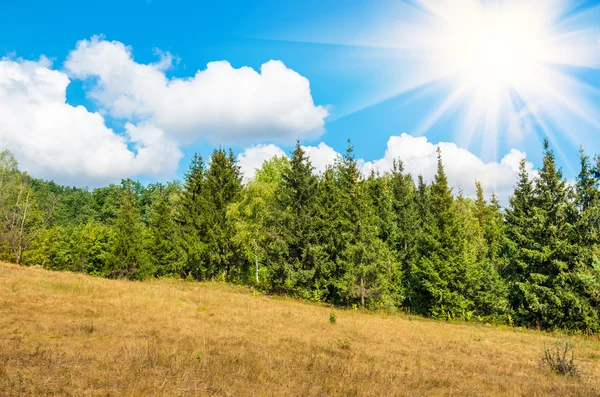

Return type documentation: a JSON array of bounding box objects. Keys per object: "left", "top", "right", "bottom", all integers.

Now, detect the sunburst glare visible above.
[{"left": 296, "top": 0, "right": 600, "bottom": 161}]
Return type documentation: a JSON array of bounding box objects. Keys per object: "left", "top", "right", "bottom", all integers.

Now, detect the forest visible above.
[{"left": 1, "top": 139, "right": 599, "bottom": 332}]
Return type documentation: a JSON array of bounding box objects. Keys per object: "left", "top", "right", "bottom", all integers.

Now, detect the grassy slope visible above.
[{"left": 1, "top": 262, "right": 599, "bottom": 396}]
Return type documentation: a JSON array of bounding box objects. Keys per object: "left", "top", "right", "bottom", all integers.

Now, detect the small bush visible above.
[
  {"left": 329, "top": 310, "right": 336, "bottom": 325},
  {"left": 541, "top": 342, "right": 578, "bottom": 376}
]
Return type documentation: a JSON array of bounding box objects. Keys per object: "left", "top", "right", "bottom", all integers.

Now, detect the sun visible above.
[
  {"left": 439, "top": 5, "right": 549, "bottom": 97},
  {"left": 295, "top": 0, "right": 600, "bottom": 161},
  {"left": 378, "top": 0, "right": 600, "bottom": 160}
]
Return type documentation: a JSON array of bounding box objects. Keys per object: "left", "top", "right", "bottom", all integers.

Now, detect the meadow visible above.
[{"left": 1, "top": 261, "right": 599, "bottom": 396}]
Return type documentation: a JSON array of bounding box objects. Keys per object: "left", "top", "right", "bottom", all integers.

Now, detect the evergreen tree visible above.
[
  {"left": 107, "top": 184, "right": 149, "bottom": 280},
  {"left": 312, "top": 165, "right": 340, "bottom": 301},
  {"left": 505, "top": 141, "right": 598, "bottom": 330},
  {"left": 333, "top": 141, "right": 402, "bottom": 308},
  {"left": 176, "top": 154, "right": 208, "bottom": 279},
  {"left": 410, "top": 148, "right": 479, "bottom": 319},
  {"left": 203, "top": 149, "right": 243, "bottom": 280},
  {"left": 276, "top": 142, "right": 320, "bottom": 296},
  {"left": 575, "top": 148, "right": 600, "bottom": 249},
  {"left": 148, "top": 187, "right": 180, "bottom": 277},
  {"left": 389, "top": 160, "right": 419, "bottom": 278}
]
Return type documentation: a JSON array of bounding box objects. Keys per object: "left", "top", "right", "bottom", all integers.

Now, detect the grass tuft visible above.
[{"left": 541, "top": 342, "right": 578, "bottom": 377}]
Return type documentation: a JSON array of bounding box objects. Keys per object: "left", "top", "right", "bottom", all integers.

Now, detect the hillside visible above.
[{"left": 1, "top": 262, "right": 599, "bottom": 396}]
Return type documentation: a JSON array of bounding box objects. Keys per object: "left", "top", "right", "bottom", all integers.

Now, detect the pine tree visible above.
[
  {"left": 148, "top": 187, "right": 180, "bottom": 277},
  {"left": 410, "top": 148, "right": 478, "bottom": 319},
  {"left": 176, "top": 154, "right": 208, "bottom": 279},
  {"left": 276, "top": 142, "right": 319, "bottom": 296},
  {"left": 389, "top": 160, "right": 419, "bottom": 278},
  {"left": 107, "top": 184, "right": 149, "bottom": 280},
  {"left": 204, "top": 149, "right": 243, "bottom": 280},
  {"left": 334, "top": 141, "right": 402, "bottom": 309},
  {"left": 505, "top": 141, "right": 598, "bottom": 330}
]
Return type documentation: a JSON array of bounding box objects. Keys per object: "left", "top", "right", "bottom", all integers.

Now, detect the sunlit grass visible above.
[{"left": 1, "top": 262, "right": 599, "bottom": 396}]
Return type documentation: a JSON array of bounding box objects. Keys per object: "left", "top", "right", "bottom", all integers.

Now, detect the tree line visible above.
[{"left": 1, "top": 140, "right": 599, "bottom": 331}]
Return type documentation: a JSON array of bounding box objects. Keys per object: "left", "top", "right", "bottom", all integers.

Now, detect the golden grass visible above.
[{"left": 1, "top": 262, "right": 599, "bottom": 396}]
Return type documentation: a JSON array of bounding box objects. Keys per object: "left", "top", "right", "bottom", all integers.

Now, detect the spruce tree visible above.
[
  {"left": 312, "top": 165, "right": 340, "bottom": 301},
  {"left": 148, "top": 187, "right": 180, "bottom": 277},
  {"left": 277, "top": 142, "right": 319, "bottom": 296},
  {"left": 204, "top": 149, "right": 243, "bottom": 280},
  {"left": 505, "top": 141, "right": 598, "bottom": 330},
  {"left": 107, "top": 184, "right": 149, "bottom": 280},
  {"left": 176, "top": 154, "right": 208, "bottom": 279},
  {"left": 410, "top": 148, "right": 478, "bottom": 319},
  {"left": 575, "top": 148, "right": 600, "bottom": 249},
  {"left": 389, "top": 160, "right": 419, "bottom": 278},
  {"left": 335, "top": 141, "right": 402, "bottom": 308}
]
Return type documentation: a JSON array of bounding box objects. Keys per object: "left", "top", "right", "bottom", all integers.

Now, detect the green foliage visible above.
[
  {"left": 503, "top": 141, "right": 599, "bottom": 331},
  {"left": 106, "top": 184, "right": 150, "bottom": 280},
  {"left": 147, "top": 187, "right": 181, "bottom": 277},
  {"left": 176, "top": 153, "right": 208, "bottom": 279},
  {"left": 1, "top": 137, "right": 600, "bottom": 332}
]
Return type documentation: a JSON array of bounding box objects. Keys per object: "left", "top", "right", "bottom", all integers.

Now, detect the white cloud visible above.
[
  {"left": 302, "top": 142, "right": 340, "bottom": 174},
  {"left": 65, "top": 37, "right": 328, "bottom": 145},
  {"left": 0, "top": 57, "right": 181, "bottom": 186},
  {"left": 237, "top": 144, "right": 286, "bottom": 181},
  {"left": 361, "top": 134, "right": 534, "bottom": 202},
  {"left": 0, "top": 37, "right": 327, "bottom": 185},
  {"left": 238, "top": 133, "right": 534, "bottom": 203},
  {"left": 237, "top": 141, "right": 341, "bottom": 181}
]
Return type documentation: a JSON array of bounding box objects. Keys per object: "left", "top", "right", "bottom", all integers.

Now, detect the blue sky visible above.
[{"left": 1, "top": 0, "right": 600, "bottom": 198}]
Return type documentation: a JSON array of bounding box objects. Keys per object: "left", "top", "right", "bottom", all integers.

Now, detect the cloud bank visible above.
[
  {"left": 0, "top": 57, "right": 181, "bottom": 185},
  {"left": 238, "top": 134, "right": 534, "bottom": 202},
  {"left": 65, "top": 37, "right": 328, "bottom": 144},
  {"left": 0, "top": 37, "right": 327, "bottom": 185}
]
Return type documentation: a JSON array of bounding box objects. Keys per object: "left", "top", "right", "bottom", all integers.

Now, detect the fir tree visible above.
[
  {"left": 276, "top": 142, "right": 319, "bottom": 296},
  {"left": 204, "top": 149, "right": 243, "bottom": 280},
  {"left": 176, "top": 154, "right": 208, "bottom": 279},
  {"left": 107, "top": 184, "right": 149, "bottom": 280},
  {"left": 410, "top": 148, "right": 479, "bottom": 319},
  {"left": 148, "top": 187, "right": 180, "bottom": 277}
]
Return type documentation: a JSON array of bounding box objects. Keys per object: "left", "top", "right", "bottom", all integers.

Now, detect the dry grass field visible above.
[{"left": 1, "top": 262, "right": 600, "bottom": 396}]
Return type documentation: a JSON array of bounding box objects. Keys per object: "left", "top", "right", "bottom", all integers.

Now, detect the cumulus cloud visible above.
[
  {"left": 0, "top": 57, "right": 181, "bottom": 185},
  {"left": 65, "top": 37, "right": 328, "bottom": 144},
  {"left": 237, "top": 144, "right": 286, "bottom": 181},
  {"left": 361, "top": 134, "right": 534, "bottom": 202},
  {"left": 238, "top": 133, "right": 534, "bottom": 203},
  {"left": 237, "top": 141, "right": 344, "bottom": 180},
  {"left": 302, "top": 142, "right": 340, "bottom": 174},
  {"left": 0, "top": 37, "right": 327, "bottom": 185}
]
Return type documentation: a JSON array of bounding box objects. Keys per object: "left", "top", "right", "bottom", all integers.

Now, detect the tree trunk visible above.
[
  {"left": 253, "top": 240, "right": 259, "bottom": 284},
  {"left": 360, "top": 274, "right": 365, "bottom": 310},
  {"left": 255, "top": 254, "right": 259, "bottom": 284}
]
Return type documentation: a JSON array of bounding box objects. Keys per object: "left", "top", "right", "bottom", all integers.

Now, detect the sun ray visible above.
[
  {"left": 276, "top": 0, "right": 600, "bottom": 158},
  {"left": 413, "top": 84, "right": 468, "bottom": 136}
]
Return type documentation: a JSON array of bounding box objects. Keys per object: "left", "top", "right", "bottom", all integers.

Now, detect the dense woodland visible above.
[{"left": 1, "top": 139, "right": 599, "bottom": 331}]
